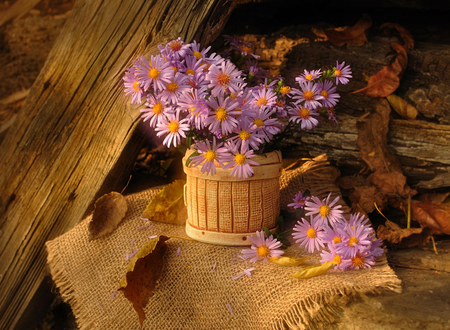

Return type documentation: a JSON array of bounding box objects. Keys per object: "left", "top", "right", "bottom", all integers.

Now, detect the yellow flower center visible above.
[
  {"left": 280, "top": 86, "right": 291, "bottom": 94},
  {"left": 319, "top": 205, "right": 330, "bottom": 217},
  {"left": 306, "top": 228, "right": 316, "bottom": 238},
  {"left": 256, "top": 245, "right": 270, "bottom": 258},
  {"left": 186, "top": 68, "right": 195, "bottom": 75},
  {"left": 169, "top": 40, "right": 182, "bottom": 51},
  {"left": 335, "top": 69, "right": 342, "bottom": 77},
  {"left": 234, "top": 153, "right": 246, "bottom": 165},
  {"left": 205, "top": 150, "right": 217, "bottom": 162},
  {"left": 168, "top": 121, "right": 179, "bottom": 133},
  {"left": 239, "top": 130, "right": 251, "bottom": 140},
  {"left": 148, "top": 67, "right": 160, "bottom": 79},
  {"left": 348, "top": 237, "right": 358, "bottom": 246},
  {"left": 276, "top": 99, "right": 285, "bottom": 107},
  {"left": 132, "top": 81, "right": 140, "bottom": 92},
  {"left": 171, "top": 66, "right": 178, "bottom": 73},
  {"left": 217, "top": 73, "right": 231, "bottom": 86},
  {"left": 298, "top": 107, "right": 310, "bottom": 119},
  {"left": 257, "top": 97, "right": 267, "bottom": 107},
  {"left": 305, "top": 74, "right": 313, "bottom": 81},
  {"left": 215, "top": 107, "right": 228, "bottom": 121},
  {"left": 333, "top": 254, "right": 341, "bottom": 264},
  {"left": 153, "top": 103, "right": 164, "bottom": 114},
  {"left": 193, "top": 51, "right": 203, "bottom": 59},
  {"left": 333, "top": 236, "right": 342, "bottom": 244},
  {"left": 303, "top": 90, "right": 314, "bottom": 101},
  {"left": 253, "top": 118, "right": 264, "bottom": 127},
  {"left": 320, "top": 90, "right": 329, "bottom": 99},
  {"left": 241, "top": 44, "right": 253, "bottom": 54},
  {"left": 166, "top": 82, "right": 179, "bottom": 92},
  {"left": 352, "top": 255, "right": 364, "bottom": 267}
]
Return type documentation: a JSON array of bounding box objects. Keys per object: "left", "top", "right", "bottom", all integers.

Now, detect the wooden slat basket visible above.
[{"left": 183, "top": 149, "right": 282, "bottom": 245}]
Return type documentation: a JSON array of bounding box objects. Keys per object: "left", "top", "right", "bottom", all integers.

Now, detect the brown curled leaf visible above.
[
  {"left": 352, "top": 43, "right": 407, "bottom": 97},
  {"left": 386, "top": 94, "right": 418, "bottom": 119},
  {"left": 88, "top": 191, "right": 128, "bottom": 240},
  {"left": 411, "top": 202, "right": 450, "bottom": 235},
  {"left": 377, "top": 220, "right": 432, "bottom": 248},
  {"left": 381, "top": 23, "right": 414, "bottom": 50},
  {"left": 119, "top": 236, "right": 170, "bottom": 328},
  {"left": 324, "top": 14, "right": 372, "bottom": 46}
]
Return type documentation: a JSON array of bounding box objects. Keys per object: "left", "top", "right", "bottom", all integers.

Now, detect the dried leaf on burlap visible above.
[
  {"left": 141, "top": 179, "right": 186, "bottom": 225},
  {"left": 398, "top": 200, "right": 450, "bottom": 235},
  {"left": 323, "top": 14, "right": 372, "bottom": 46},
  {"left": 386, "top": 94, "right": 418, "bottom": 119},
  {"left": 119, "top": 235, "right": 170, "bottom": 328},
  {"left": 352, "top": 43, "right": 407, "bottom": 97},
  {"left": 88, "top": 191, "right": 128, "bottom": 240},
  {"left": 377, "top": 220, "right": 432, "bottom": 248},
  {"left": 289, "top": 261, "right": 336, "bottom": 279},
  {"left": 381, "top": 23, "right": 414, "bottom": 50},
  {"left": 269, "top": 256, "right": 309, "bottom": 267}
]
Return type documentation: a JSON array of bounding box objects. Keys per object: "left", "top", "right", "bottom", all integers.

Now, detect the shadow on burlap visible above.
[{"left": 46, "top": 154, "right": 401, "bottom": 329}]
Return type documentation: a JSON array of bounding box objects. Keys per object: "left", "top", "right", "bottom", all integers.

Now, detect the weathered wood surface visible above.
[
  {"left": 241, "top": 30, "right": 450, "bottom": 186},
  {"left": 0, "top": 0, "right": 235, "bottom": 328}
]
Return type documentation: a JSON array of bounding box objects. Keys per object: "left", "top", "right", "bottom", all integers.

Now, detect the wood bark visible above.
[
  {"left": 0, "top": 0, "right": 236, "bottom": 328},
  {"left": 240, "top": 29, "right": 450, "bottom": 186}
]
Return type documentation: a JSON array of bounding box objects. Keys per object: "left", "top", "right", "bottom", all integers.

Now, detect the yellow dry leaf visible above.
[
  {"left": 387, "top": 94, "right": 418, "bottom": 119},
  {"left": 141, "top": 179, "right": 186, "bottom": 225},
  {"left": 289, "top": 261, "right": 336, "bottom": 279},
  {"left": 268, "top": 256, "right": 309, "bottom": 267}
]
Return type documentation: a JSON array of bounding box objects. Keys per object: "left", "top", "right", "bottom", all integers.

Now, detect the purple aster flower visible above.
[
  {"left": 287, "top": 191, "right": 310, "bottom": 209},
  {"left": 322, "top": 222, "right": 344, "bottom": 245},
  {"left": 327, "top": 107, "right": 339, "bottom": 125},
  {"left": 292, "top": 81, "right": 324, "bottom": 110},
  {"left": 123, "top": 70, "right": 144, "bottom": 104},
  {"left": 340, "top": 248, "right": 376, "bottom": 270},
  {"left": 304, "top": 192, "right": 345, "bottom": 226},
  {"left": 334, "top": 61, "right": 352, "bottom": 85},
  {"left": 190, "top": 138, "right": 228, "bottom": 176},
  {"left": 155, "top": 112, "right": 190, "bottom": 148},
  {"left": 206, "top": 59, "right": 244, "bottom": 97},
  {"left": 229, "top": 118, "right": 262, "bottom": 151},
  {"left": 336, "top": 220, "right": 372, "bottom": 258},
  {"left": 320, "top": 243, "right": 346, "bottom": 270},
  {"left": 251, "top": 85, "right": 278, "bottom": 109},
  {"left": 183, "top": 54, "right": 207, "bottom": 76},
  {"left": 249, "top": 107, "right": 282, "bottom": 143},
  {"left": 188, "top": 40, "right": 211, "bottom": 60},
  {"left": 241, "top": 230, "right": 284, "bottom": 263},
  {"left": 368, "top": 233, "right": 385, "bottom": 258},
  {"left": 205, "top": 95, "right": 240, "bottom": 135},
  {"left": 292, "top": 215, "right": 326, "bottom": 254},
  {"left": 159, "top": 73, "right": 190, "bottom": 104},
  {"left": 159, "top": 37, "right": 191, "bottom": 60},
  {"left": 140, "top": 94, "right": 172, "bottom": 128},
  {"left": 317, "top": 80, "right": 340, "bottom": 108},
  {"left": 222, "top": 143, "right": 260, "bottom": 179},
  {"left": 135, "top": 54, "right": 173, "bottom": 92},
  {"left": 287, "top": 105, "right": 320, "bottom": 130},
  {"left": 295, "top": 69, "right": 322, "bottom": 84}
]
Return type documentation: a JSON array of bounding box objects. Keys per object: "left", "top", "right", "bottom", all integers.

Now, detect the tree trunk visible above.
[
  {"left": 0, "top": 0, "right": 236, "bottom": 328},
  {"left": 240, "top": 29, "right": 450, "bottom": 186}
]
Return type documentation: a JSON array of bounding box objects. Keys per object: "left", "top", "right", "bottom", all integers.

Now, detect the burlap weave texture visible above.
[{"left": 46, "top": 155, "right": 401, "bottom": 329}]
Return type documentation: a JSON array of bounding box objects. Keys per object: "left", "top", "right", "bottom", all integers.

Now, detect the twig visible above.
[
  {"left": 407, "top": 194, "right": 411, "bottom": 229},
  {"left": 431, "top": 236, "right": 438, "bottom": 255},
  {"left": 374, "top": 202, "right": 390, "bottom": 222}
]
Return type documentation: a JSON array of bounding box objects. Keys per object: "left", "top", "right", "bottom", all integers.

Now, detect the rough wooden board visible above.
[
  {"left": 0, "top": 0, "right": 236, "bottom": 328},
  {"left": 387, "top": 239, "right": 450, "bottom": 273}
]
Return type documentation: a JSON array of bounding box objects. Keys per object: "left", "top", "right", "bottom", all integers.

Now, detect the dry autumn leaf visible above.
[
  {"left": 289, "top": 261, "right": 336, "bottom": 279},
  {"left": 381, "top": 23, "right": 414, "bottom": 50},
  {"left": 410, "top": 201, "right": 450, "bottom": 235},
  {"left": 324, "top": 14, "right": 372, "bottom": 46},
  {"left": 268, "top": 256, "right": 309, "bottom": 267},
  {"left": 352, "top": 43, "right": 407, "bottom": 97},
  {"left": 141, "top": 179, "right": 187, "bottom": 225},
  {"left": 119, "top": 235, "right": 170, "bottom": 328},
  {"left": 88, "top": 191, "right": 128, "bottom": 240},
  {"left": 386, "top": 94, "right": 418, "bottom": 119},
  {"left": 377, "top": 220, "right": 432, "bottom": 248}
]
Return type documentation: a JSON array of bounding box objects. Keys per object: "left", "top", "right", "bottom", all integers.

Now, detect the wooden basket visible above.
[{"left": 182, "top": 149, "right": 282, "bottom": 246}]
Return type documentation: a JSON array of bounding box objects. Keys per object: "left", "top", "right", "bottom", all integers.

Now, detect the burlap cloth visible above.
[{"left": 46, "top": 155, "right": 401, "bottom": 329}]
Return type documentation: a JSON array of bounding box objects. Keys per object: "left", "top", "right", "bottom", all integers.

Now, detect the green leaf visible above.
[
  {"left": 289, "top": 261, "right": 336, "bottom": 279},
  {"left": 263, "top": 226, "right": 272, "bottom": 238},
  {"left": 185, "top": 150, "right": 199, "bottom": 167}
]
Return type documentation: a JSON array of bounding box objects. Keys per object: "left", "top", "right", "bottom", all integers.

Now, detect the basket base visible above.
[{"left": 185, "top": 222, "right": 278, "bottom": 246}]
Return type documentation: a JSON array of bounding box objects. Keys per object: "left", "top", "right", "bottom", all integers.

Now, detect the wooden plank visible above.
[{"left": 0, "top": 0, "right": 236, "bottom": 328}]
